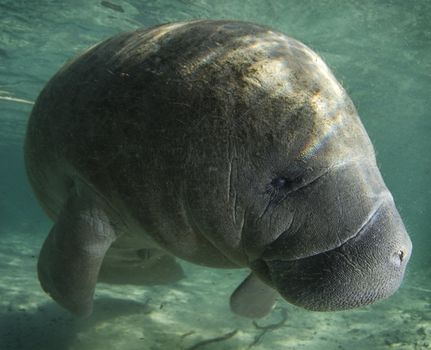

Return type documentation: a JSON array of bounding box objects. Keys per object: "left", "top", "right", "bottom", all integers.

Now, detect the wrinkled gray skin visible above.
[{"left": 25, "top": 20, "right": 412, "bottom": 319}]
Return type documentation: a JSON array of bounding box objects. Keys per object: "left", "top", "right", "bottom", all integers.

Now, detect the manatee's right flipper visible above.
[
  {"left": 230, "top": 272, "right": 279, "bottom": 319},
  {"left": 98, "top": 248, "right": 185, "bottom": 285},
  {"left": 37, "top": 192, "right": 118, "bottom": 317}
]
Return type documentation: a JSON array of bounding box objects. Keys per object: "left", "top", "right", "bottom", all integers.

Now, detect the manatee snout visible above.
[{"left": 253, "top": 194, "right": 412, "bottom": 311}]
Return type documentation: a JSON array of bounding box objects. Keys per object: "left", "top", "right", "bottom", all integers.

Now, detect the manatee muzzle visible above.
[{"left": 251, "top": 198, "right": 412, "bottom": 311}]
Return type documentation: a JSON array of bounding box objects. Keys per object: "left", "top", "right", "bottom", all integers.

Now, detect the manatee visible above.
[{"left": 25, "top": 20, "right": 412, "bottom": 319}]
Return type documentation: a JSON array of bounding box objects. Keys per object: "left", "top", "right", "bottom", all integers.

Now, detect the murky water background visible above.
[{"left": 0, "top": 1, "right": 430, "bottom": 349}]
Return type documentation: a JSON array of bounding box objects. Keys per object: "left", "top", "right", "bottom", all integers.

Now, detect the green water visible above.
[{"left": 0, "top": 1, "right": 430, "bottom": 349}]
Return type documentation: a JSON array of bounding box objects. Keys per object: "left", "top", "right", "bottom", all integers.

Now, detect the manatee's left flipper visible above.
[
  {"left": 230, "top": 272, "right": 279, "bottom": 319},
  {"left": 37, "top": 192, "right": 118, "bottom": 317}
]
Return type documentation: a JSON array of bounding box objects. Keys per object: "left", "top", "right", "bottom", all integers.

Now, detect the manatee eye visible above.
[{"left": 271, "top": 177, "right": 288, "bottom": 189}]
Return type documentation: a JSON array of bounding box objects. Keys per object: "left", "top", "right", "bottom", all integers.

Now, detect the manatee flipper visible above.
[
  {"left": 37, "top": 192, "right": 118, "bottom": 317},
  {"left": 230, "top": 273, "right": 278, "bottom": 319},
  {"left": 98, "top": 248, "right": 185, "bottom": 285}
]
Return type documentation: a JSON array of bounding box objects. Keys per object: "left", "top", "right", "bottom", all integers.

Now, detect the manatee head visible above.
[
  {"left": 230, "top": 34, "right": 413, "bottom": 310},
  {"left": 248, "top": 165, "right": 412, "bottom": 311}
]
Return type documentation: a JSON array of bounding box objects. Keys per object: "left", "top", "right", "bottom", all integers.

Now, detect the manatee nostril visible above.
[{"left": 392, "top": 250, "right": 405, "bottom": 266}]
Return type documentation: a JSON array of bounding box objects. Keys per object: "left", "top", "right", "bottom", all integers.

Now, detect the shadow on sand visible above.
[{"left": 0, "top": 297, "right": 152, "bottom": 350}]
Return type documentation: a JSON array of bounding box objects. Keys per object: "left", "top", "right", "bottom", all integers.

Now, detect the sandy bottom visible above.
[{"left": 0, "top": 230, "right": 429, "bottom": 350}]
